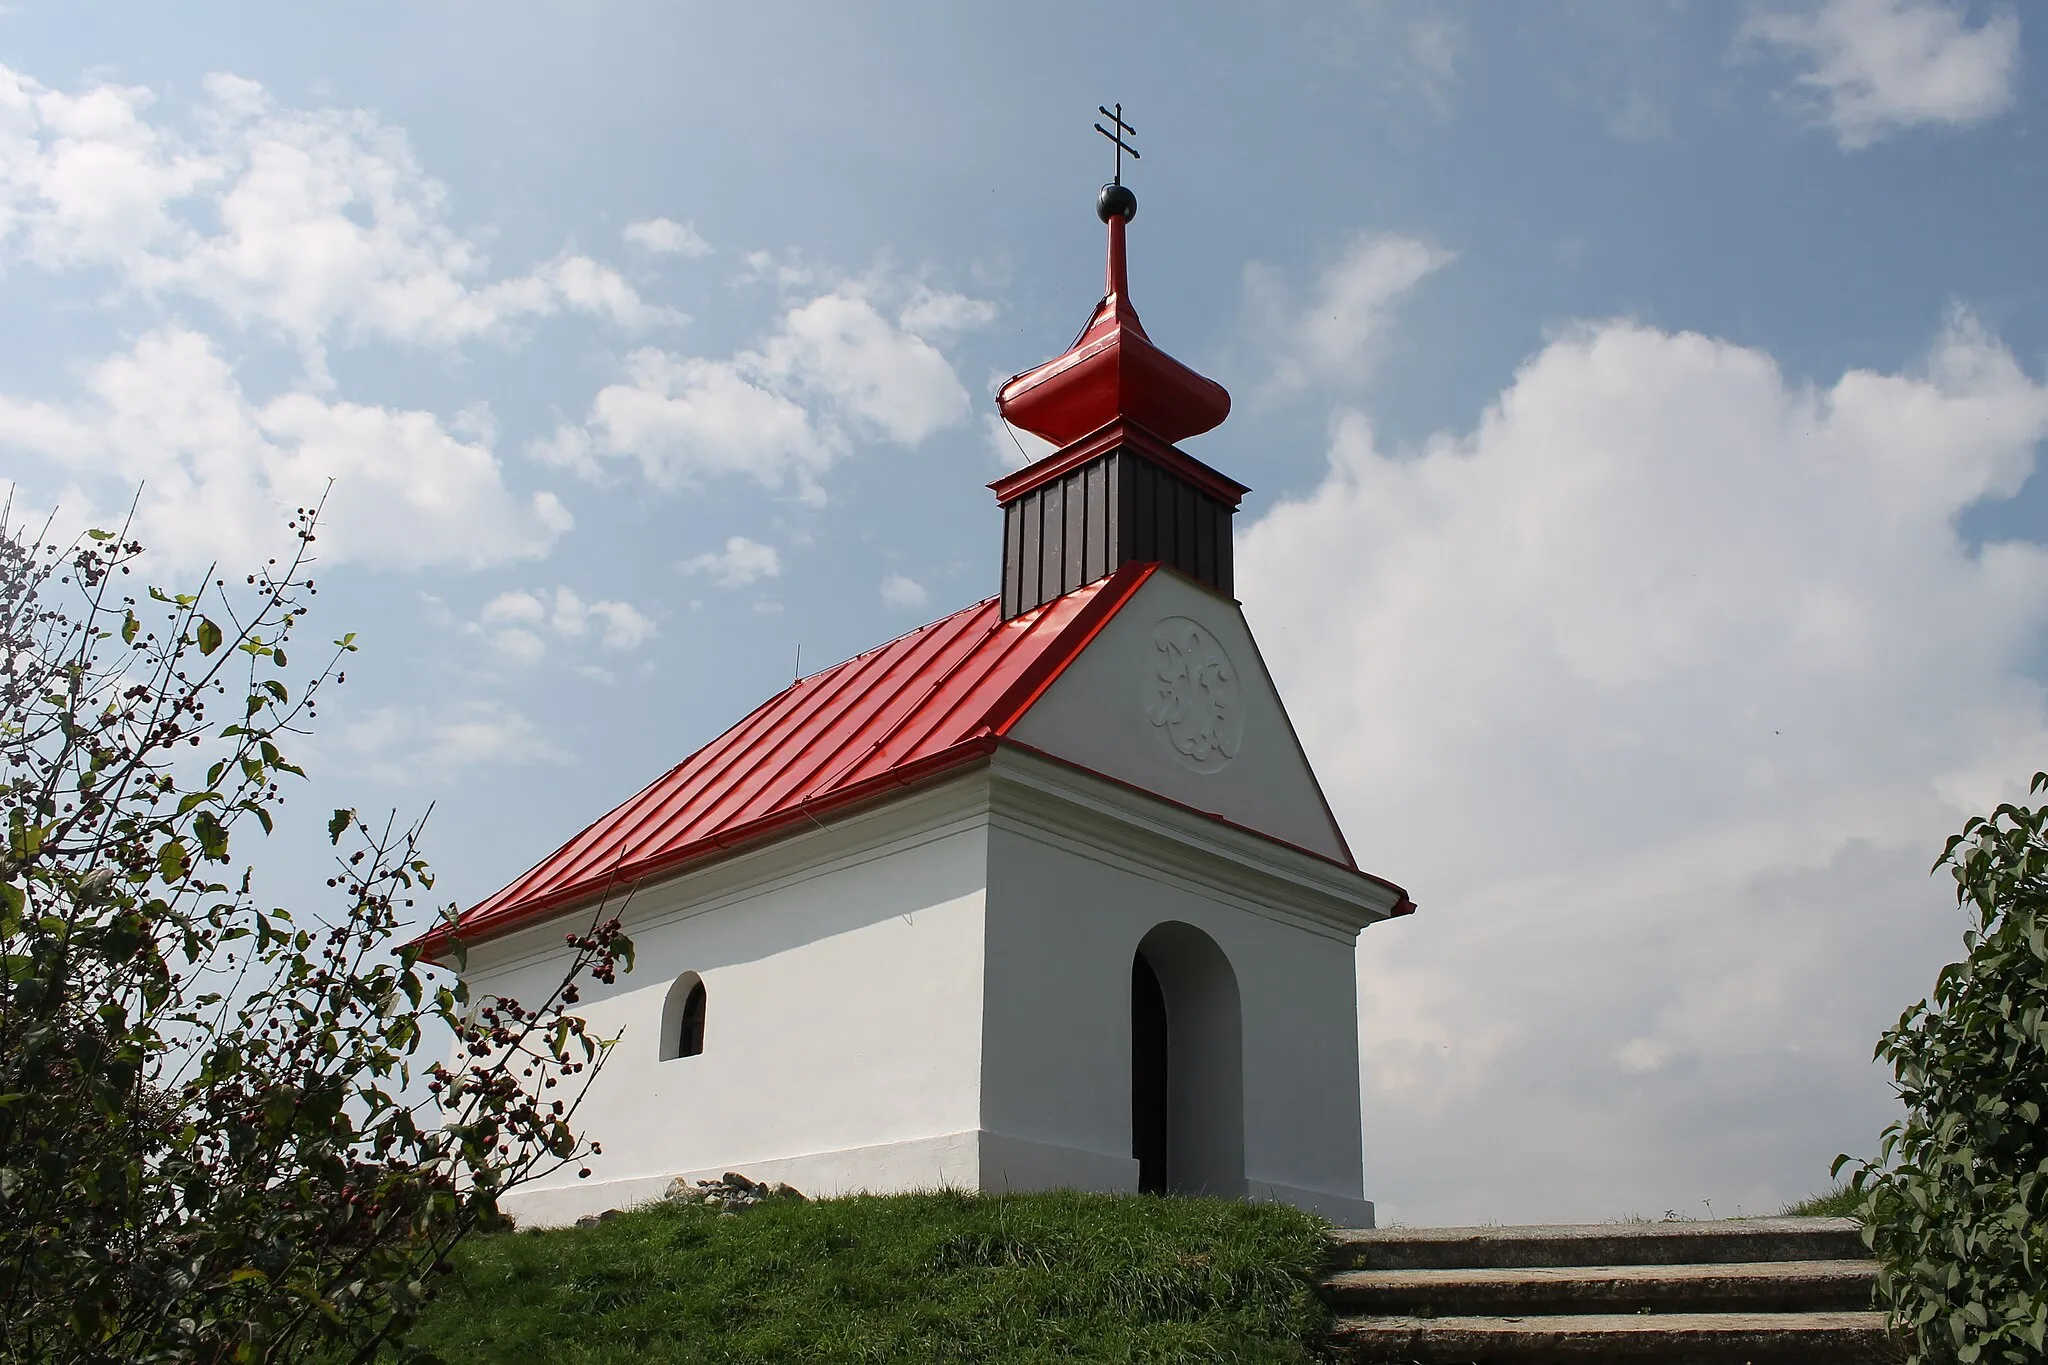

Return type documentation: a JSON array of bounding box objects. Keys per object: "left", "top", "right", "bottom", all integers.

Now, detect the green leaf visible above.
[
  {"left": 193, "top": 811, "right": 228, "bottom": 861},
  {"left": 329, "top": 808, "right": 356, "bottom": 845},
  {"left": 121, "top": 610, "right": 139, "bottom": 645},
  {"left": 157, "top": 838, "right": 189, "bottom": 883},
  {"left": 196, "top": 616, "right": 223, "bottom": 655}
]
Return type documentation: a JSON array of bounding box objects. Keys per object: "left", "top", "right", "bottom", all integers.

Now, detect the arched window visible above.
[{"left": 661, "top": 972, "right": 707, "bottom": 1060}]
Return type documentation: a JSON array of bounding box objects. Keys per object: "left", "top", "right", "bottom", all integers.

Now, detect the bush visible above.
[
  {"left": 0, "top": 507, "right": 631, "bottom": 1363},
  {"left": 1839, "top": 773, "right": 2048, "bottom": 1363}
]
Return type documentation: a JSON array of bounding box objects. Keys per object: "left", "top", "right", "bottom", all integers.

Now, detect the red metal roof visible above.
[{"left": 438, "top": 563, "right": 1160, "bottom": 947}]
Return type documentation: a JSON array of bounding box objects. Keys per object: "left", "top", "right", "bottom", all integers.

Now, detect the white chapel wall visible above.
[
  {"left": 979, "top": 772, "right": 1374, "bottom": 1225},
  {"left": 459, "top": 778, "right": 994, "bottom": 1227}
]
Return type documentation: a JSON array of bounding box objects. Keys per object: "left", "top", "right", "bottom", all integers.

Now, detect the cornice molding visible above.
[{"left": 984, "top": 747, "right": 1399, "bottom": 943}]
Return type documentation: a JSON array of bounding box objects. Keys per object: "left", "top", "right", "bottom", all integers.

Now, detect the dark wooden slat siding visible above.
[
  {"left": 999, "top": 441, "right": 1237, "bottom": 618},
  {"left": 1131, "top": 457, "right": 1155, "bottom": 564},
  {"left": 1083, "top": 460, "right": 1109, "bottom": 584},
  {"left": 1176, "top": 481, "right": 1197, "bottom": 579},
  {"left": 1002, "top": 500, "right": 1024, "bottom": 619},
  {"left": 1064, "top": 468, "right": 1087, "bottom": 594},
  {"left": 1019, "top": 489, "right": 1042, "bottom": 618},
  {"left": 1039, "top": 478, "right": 1064, "bottom": 606},
  {"left": 1215, "top": 501, "right": 1233, "bottom": 595}
]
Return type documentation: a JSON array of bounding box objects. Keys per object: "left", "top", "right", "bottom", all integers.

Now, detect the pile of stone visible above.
[{"left": 664, "top": 1171, "right": 806, "bottom": 1213}]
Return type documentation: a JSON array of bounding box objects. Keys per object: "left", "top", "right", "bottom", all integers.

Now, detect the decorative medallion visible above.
[{"left": 1143, "top": 616, "right": 1244, "bottom": 773}]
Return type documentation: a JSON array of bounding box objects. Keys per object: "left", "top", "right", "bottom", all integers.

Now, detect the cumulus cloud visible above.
[
  {"left": 344, "top": 699, "right": 571, "bottom": 779},
  {"left": 753, "top": 291, "right": 971, "bottom": 443},
  {"left": 475, "top": 585, "right": 654, "bottom": 662},
  {"left": 1248, "top": 232, "right": 1454, "bottom": 393},
  {"left": 623, "top": 216, "right": 712, "bottom": 257},
  {"left": 985, "top": 412, "right": 1057, "bottom": 472},
  {"left": 586, "top": 348, "right": 836, "bottom": 498},
  {"left": 1744, "top": 0, "right": 2021, "bottom": 147},
  {"left": 879, "top": 572, "right": 929, "bottom": 611},
  {"left": 898, "top": 286, "right": 999, "bottom": 336},
  {"left": 0, "top": 327, "right": 567, "bottom": 571},
  {"left": 0, "top": 65, "right": 675, "bottom": 378},
  {"left": 1238, "top": 311, "right": 2048, "bottom": 1224},
  {"left": 569, "top": 286, "right": 973, "bottom": 498},
  {"left": 683, "top": 536, "right": 781, "bottom": 588}
]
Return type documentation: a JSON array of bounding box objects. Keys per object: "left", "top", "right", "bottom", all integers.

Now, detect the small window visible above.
[
  {"left": 679, "top": 981, "right": 707, "bottom": 1057},
  {"left": 661, "top": 972, "right": 708, "bottom": 1060}
]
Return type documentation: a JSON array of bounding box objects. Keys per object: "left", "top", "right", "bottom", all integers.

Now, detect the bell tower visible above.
[{"left": 992, "top": 176, "right": 1247, "bottom": 618}]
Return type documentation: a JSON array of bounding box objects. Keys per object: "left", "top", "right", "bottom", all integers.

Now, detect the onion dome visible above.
[{"left": 996, "top": 185, "right": 1231, "bottom": 448}]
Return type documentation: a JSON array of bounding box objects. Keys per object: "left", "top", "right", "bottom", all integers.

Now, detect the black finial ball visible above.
[{"left": 1097, "top": 182, "right": 1138, "bottom": 223}]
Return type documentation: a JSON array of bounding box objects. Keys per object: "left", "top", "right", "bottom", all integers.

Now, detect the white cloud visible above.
[
  {"left": 899, "top": 286, "right": 998, "bottom": 336},
  {"left": 345, "top": 699, "right": 572, "bottom": 779},
  {"left": 526, "top": 423, "right": 603, "bottom": 481},
  {"left": 1249, "top": 232, "right": 1454, "bottom": 393},
  {"left": 879, "top": 572, "right": 929, "bottom": 611},
  {"left": 683, "top": 535, "right": 781, "bottom": 588},
  {"left": 1403, "top": 14, "right": 1469, "bottom": 115},
  {"left": 587, "top": 349, "right": 836, "bottom": 498},
  {"left": 0, "top": 327, "right": 567, "bottom": 571},
  {"left": 1239, "top": 312, "right": 2048, "bottom": 1224},
  {"left": 480, "top": 589, "right": 548, "bottom": 627},
  {"left": 623, "top": 216, "right": 712, "bottom": 257},
  {"left": 474, "top": 584, "right": 655, "bottom": 662},
  {"left": 753, "top": 290, "right": 971, "bottom": 444},
  {"left": 1744, "top": 0, "right": 2021, "bottom": 148},
  {"left": 985, "top": 412, "right": 1057, "bottom": 471},
  {"left": 571, "top": 285, "right": 972, "bottom": 497},
  {"left": 0, "top": 65, "right": 675, "bottom": 378}
]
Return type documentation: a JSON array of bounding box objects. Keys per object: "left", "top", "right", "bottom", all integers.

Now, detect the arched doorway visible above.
[{"left": 1130, "top": 922, "right": 1245, "bottom": 1198}]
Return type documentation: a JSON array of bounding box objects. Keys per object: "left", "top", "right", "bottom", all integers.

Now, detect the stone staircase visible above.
[{"left": 1320, "top": 1217, "right": 1902, "bottom": 1363}]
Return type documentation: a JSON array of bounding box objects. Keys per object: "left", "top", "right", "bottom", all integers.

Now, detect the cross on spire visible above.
[{"left": 1094, "top": 103, "right": 1139, "bottom": 185}]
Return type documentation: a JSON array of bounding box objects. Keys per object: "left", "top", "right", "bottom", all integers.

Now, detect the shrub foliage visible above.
[
  {"left": 1841, "top": 773, "right": 2048, "bottom": 1364},
  {"left": 0, "top": 507, "right": 630, "bottom": 1363}
]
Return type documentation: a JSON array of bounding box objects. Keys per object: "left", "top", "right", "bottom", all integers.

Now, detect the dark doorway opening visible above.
[{"left": 1131, "top": 951, "right": 1168, "bottom": 1194}]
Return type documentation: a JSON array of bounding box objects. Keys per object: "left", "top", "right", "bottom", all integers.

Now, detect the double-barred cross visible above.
[{"left": 1094, "top": 103, "right": 1139, "bottom": 184}]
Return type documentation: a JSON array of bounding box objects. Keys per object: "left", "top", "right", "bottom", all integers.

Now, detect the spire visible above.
[
  {"left": 991, "top": 111, "right": 1246, "bottom": 621},
  {"left": 995, "top": 166, "right": 1231, "bottom": 449}
]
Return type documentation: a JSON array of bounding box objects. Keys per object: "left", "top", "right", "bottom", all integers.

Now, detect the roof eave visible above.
[{"left": 413, "top": 736, "right": 1001, "bottom": 960}]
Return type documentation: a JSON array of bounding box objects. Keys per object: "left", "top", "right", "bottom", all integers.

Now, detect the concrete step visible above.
[
  {"left": 1322, "top": 1258, "right": 1876, "bottom": 1316},
  {"left": 1328, "top": 1217, "right": 1866, "bottom": 1271},
  {"left": 1329, "top": 1310, "right": 1901, "bottom": 1364}
]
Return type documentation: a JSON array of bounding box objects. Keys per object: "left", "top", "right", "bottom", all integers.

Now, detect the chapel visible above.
[{"left": 438, "top": 171, "right": 1413, "bottom": 1229}]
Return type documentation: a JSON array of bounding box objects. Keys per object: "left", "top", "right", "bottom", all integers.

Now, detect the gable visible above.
[{"left": 1004, "top": 569, "right": 1353, "bottom": 864}]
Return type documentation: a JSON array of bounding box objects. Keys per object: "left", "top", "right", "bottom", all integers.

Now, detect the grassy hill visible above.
[{"left": 400, "top": 1189, "right": 1336, "bottom": 1363}]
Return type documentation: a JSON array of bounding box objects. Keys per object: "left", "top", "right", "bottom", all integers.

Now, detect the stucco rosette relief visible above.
[{"left": 1144, "top": 616, "right": 1244, "bottom": 774}]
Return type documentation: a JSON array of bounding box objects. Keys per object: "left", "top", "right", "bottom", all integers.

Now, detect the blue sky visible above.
[{"left": 3, "top": 0, "right": 2043, "bottom": 1225}]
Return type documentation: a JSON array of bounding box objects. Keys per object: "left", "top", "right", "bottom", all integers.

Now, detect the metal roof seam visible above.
[
  {"left": 620, "top": 629, "right": 926, "bottom": 858},
  {"left": 811, "top": 601, "right": 1016, "bottom": 787},
  {"left": 707, "top": 599, "right": 995, "bottom": 822},
  {"left": 529, "top": 678, "right": 811, "bottom": 898}
]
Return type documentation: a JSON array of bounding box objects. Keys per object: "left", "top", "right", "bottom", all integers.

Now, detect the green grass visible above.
[
  {"left": 397, "top": 1189, "right": 1337, "bottom": 1364},
  {"left": 1780, "top": 1186, "right": 1864, "bottom": 1218}
]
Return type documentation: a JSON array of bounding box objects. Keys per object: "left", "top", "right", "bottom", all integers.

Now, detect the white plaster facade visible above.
[{"left": 462, "top": 572, "right": 1401, "bottom": 1228}]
